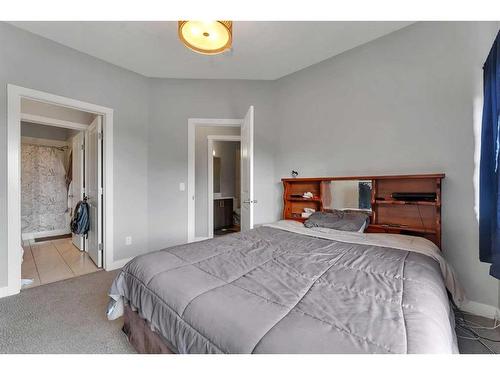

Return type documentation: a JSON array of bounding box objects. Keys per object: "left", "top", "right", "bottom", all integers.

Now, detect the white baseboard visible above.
[
  {"left": 0, "top": 285, "right": 20, "bottom": 299},
  {"left": 461, "top": 300, "right": 500, "bottom": 320},
  {"left": 192, "top": 236, "right": 210, "bottom": 243},
  {"left": 0, "top": 286, "right": 9, "bottom": 298},
  {"left": 22, "top": 229, "right": 71, "bottom": 241},
  {"left": 106, "top": 257, "right": 133, "bottom": 271}
]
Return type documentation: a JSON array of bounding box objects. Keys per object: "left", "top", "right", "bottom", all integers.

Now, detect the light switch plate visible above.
[
  {"left": 125, "top": 236, "right": 132, "bottom": 246},
  {"left": 179, "top": 182, "right": 186, "bottom": 191}
]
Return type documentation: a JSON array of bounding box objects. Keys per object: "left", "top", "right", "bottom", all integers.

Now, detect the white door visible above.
[
  {"left": 71, "top": 132, "right": 85, "bottom": 251},
  {"left": 240, "top": 106, "right": 254, "bottom": 231},
  {"left": 85, "top": 116, "right": 103, "bottom": 267}
]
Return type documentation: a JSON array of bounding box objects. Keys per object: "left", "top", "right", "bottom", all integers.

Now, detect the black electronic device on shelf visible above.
[{"left": 391, "top": 192, "right": 437, "bottom": 201}]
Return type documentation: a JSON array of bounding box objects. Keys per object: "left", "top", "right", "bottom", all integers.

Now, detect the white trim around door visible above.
[
  {"left": 187, "top": 118, "right": 243, "bottom": 243},
  {"left": 207, "top": 135, "right": 241, "bottom": 239},
  {"left": 5, "top": 84, "right": 115, "bottom": 298},
  {"left": 21, "top": 113, "right": 89, "bottom": 131}
]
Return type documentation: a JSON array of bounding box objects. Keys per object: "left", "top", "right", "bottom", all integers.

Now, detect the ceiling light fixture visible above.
[{"left": 178, "top": 21, "right": 232, "bottom": 55}]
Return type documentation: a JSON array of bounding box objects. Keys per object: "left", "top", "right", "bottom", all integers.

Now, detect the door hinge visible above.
[
  {"left": 81, "top": 144, "right": 85, "bottom": 150},
  {"left": 98, "top": 132, "right": 103, "bottom": 140},
  {"left": 98, "top": 243, "right": 103, "bottom": 251}
]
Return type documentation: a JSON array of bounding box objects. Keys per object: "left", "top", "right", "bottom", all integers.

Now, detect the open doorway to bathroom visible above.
[
  {"left": 208, "top": 137, "right": 241, "bottom": 237},
  {"left": 190, "top": 123, "right": 241, "bottom": 241},
  {"left": 6, "top": 85, "right": 114, "bottom": 298},
  {"left": 187, "top": 107, "right": 255, "bottom": 243},
  {"left": 20, "top": 98, "right": 102, "bottom": 289}
]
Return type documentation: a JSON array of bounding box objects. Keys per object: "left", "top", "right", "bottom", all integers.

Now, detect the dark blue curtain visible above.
[{"left": 480, "top": 31, "right": 500, "bottom": 279}]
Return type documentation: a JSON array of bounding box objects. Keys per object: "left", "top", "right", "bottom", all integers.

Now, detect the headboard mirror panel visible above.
[
  {"left": 323, "top": 180, "right": 372, "bottom": 211},
  {"left": 281, "top": 174, "right": 444, "bottom": 248}
]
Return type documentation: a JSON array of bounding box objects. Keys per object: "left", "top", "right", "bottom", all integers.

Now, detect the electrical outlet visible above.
[
  {"left": 179, "top": 182, "right": 186, "bottom": 192},
  {"left": 125, "top": 236, "right": 132, "bottom": 246}
]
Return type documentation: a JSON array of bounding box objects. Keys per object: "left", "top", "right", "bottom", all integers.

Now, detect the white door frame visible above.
[
  {"left": 5, "top": 84, "right": 115, "bottom": 298},
  {"left": 207, "top": 135, "right": 241, "bottom": 239},
  {"left": 21, "top": 113, "right": 89, "bottom": 131},
  {"left": 187, "top": 118, "right": 243, "bottom": 243}
]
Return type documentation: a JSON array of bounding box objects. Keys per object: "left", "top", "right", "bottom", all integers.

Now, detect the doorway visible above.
[
  {"left": 208, "top": 136, "right": 241, "bottom": 238},
  {"left": 187, "top": 106, "right": 255, "bottom": 243},
  {"left": 6, "top": 85, "right": 114, "bottom": 297},
  {"left": 19, "top": 99, "right": 102, "bottom": 289}
]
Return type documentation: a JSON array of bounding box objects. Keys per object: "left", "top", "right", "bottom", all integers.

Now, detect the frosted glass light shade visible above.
[{"left": 178, "top": 21, "right": 232, "bottom": 55}]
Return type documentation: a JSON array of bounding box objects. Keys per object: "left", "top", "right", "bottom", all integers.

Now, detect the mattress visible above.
[{"left": 108, "top": 220, "right": 464, "bottom": 353}]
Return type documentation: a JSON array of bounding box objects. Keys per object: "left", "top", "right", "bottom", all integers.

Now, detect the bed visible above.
[{"left": 107, "top": 220, "right": 465, "bottom": 354}]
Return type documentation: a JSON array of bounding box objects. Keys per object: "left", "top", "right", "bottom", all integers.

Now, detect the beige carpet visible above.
[{"left": 0, "top": 270, "right": 134, "bottom": 354}]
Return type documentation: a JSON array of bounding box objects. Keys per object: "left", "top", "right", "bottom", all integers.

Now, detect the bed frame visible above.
[
  {"left": 123, "top": 305, "right": 174, "bottom": 354},
  {"left": 282, "top": 174, "right": 445, "bottom": 248}
]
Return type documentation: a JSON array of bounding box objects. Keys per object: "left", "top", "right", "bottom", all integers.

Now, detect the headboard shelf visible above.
[
  {"left": 287, "top": 197, "right": 322, "bottom": 202},
  {"left": 281, "top": 173, "right": 445, "bottom": 248},
  {"left": 368, "top": 224, "right": 437, "bottom": 234},
  {"left": 374, "top": 199, "right": 439, "bottom": 206}
]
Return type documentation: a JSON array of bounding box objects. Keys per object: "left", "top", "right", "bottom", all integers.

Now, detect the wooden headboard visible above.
[{"left": 281, "top": 174, "right": 444, "bottom": 248}]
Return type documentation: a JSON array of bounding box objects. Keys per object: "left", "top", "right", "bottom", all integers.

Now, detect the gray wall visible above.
[
  {"left": 147, "top": 79, "right": 278, "bottom": 251},
  {"left": 194, "top": 126, "right": 240, "bottom": 237},
  {"left": 273, "top": 21, "right": 500, "bottom": 307},
  {"left": 0, "top": 22, "right": 150, "bottom": 288}
]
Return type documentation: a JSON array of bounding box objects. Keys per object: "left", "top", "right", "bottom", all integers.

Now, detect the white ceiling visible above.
[{"left": 10, "top": 21, "right": 413, "bottom": 80}]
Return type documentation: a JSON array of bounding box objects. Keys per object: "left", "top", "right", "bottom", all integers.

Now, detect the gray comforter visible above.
[{"left": 108, "top": 224, "right": 459, "bottom": 354}]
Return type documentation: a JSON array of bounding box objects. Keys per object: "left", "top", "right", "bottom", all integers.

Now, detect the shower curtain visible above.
[{"left": 21, "top": 143, "right": 69, "bottom": 236}]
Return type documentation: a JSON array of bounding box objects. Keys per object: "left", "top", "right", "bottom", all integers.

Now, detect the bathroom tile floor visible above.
[{"left": 21, "top": 237, "right": 100, "bottom": 289}]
